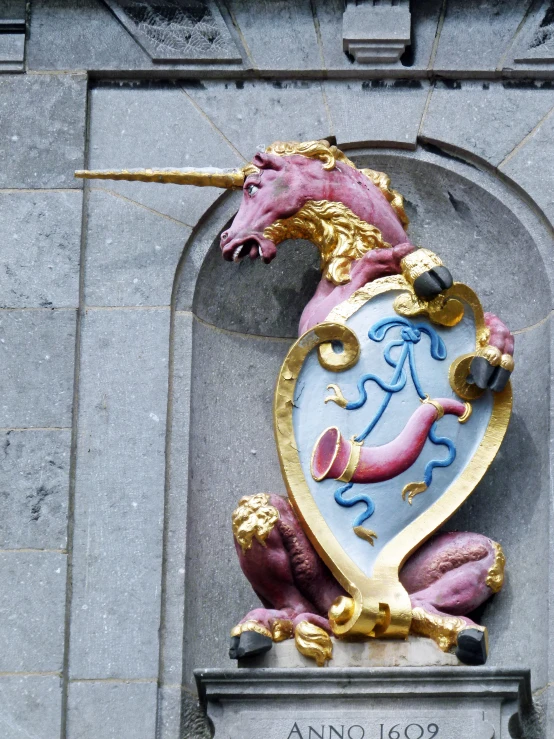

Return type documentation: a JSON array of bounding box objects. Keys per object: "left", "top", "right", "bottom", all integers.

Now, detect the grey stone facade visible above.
[{"left": 1, "top": 2, "right": 554, "bottom": 737}]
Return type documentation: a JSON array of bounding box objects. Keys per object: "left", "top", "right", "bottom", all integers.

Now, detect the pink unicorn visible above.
[{"left": 76, "top": 139, "right": 514, "bottom": 666}]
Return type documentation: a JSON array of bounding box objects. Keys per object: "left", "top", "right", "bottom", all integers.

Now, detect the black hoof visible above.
[
  {"left": 432, "top": 266, "right": 453, "bottom": 291},
  {"left": 229, "top": 635, "right": 240, "bottom": 660},
  {"left": 413, "top": 266, "right": 453, "bottom": 299},
  {"left": 488, "top": 366, "right": 511, "bottom": 393},
  {"left": 469, "top": 357, "right": 512, "bottom": 392},
  {"left": 232, "top": 631, "right": 273, "bottom": 660},
  {"left": 469, "top": 355, "right": 495, "bottom": 390},
  {"left": 456, "top": 628, "right": 488, "bottom": 665}
]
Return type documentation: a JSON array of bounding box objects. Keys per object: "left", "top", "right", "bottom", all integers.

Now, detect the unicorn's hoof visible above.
[
  {"left": 469, "top": 355, "right": 512, "bottom": 393},
  {"left": 231, "top": 631, "right": 273, "bottom": 660},
  {"left": 456, "top": 628, "right": 488, "bottom": 665},
  {"left": 413, "top": 266, "right": 453, "bottom": 299},
  {"left": 229, "top": 635, "right": 240, "bottom": 659}
]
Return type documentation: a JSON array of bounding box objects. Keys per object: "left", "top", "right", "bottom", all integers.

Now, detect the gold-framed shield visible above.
[{"left": 273, "top": 276, "right": 512, "bottom": 640}]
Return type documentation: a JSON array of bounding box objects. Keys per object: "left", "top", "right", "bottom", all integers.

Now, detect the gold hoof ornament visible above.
[{"left": 294, "top": 621, "right": 333, "bottom": 666}]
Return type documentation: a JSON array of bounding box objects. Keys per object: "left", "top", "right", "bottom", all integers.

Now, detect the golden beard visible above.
[{"left": 263, "top": 199, "right": 392, "bottom": 286}]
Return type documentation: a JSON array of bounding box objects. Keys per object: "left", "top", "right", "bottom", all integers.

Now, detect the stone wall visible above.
[{"left": 1, "top": 2, "right": 554, "bottom": 738}]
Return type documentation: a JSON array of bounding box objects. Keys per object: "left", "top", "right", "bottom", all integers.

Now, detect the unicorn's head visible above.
[
  {"left": 220, "top": 140, "right": 411, "bottom": 285},
  {"left": 75, "top": 139, "right": 410, "bottom": 286}
]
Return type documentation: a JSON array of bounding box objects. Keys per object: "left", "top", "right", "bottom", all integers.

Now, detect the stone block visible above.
[
  {"left": 183, "top": 319, "right": 290, "bottom": 682},
  {"left": 0, "top": 675, "right": 62, "bottom": 739},
  {"left": 0, "top": 429, "right": 70, "bottom": 549},
  {"left": 27, "top": 0, "right": 149, "bottom": 71},
  {"left": 0, "top": 74, "right": 86, "bottom": 189},
  {"left": 67, "top": 680, "right": 157, "bottom": 739},
  {"left": 421, "top": 81, "right": 554, "bottom": 166},
  {"left": 1, "top": 0, "right": 25, "bottom": 25},
  {"left": 88, "top": 82, "right": 243, "bottom": 225},
  {"left": 501, "top": 110, "right": 554, "bottom": 230},
  {"left": 85, "top": 189, "right": 190, "bottom": 307},
  {"left": 314, "top": 0, "right": 443, "bottom": 71},
  {"left": 184, "top": 80, "right": 331, "bottom": 159},
  {"left": 27, "top": 0, "right": 245, "bottom": 73},
  {"left": 197, "top": 668, "right": 531, "bottom": 739},
  {"left": 0, "top": 552, "right": 66, "bottom": 672},
  {"left": 0, "top": 309, "right": 76, "bottom": 428},
  {"left": 0, "top": 34, "right": 24, "bottom": 64},
  {"left": 224, "top": 0, "right": 322, "bottom": 71},
  {"left": 0, "top": 190, "right": 82, "bottom": 309},
  {"left": 70, "top": 308, "right": 169, "bottom": 679},
  {"left": 324, "top": 80, "right": 430, "bottom": 149},
  {"left": 433, "top": 0, "right": 530, "bottom": 72},
  {"left": 342, "top": 2, "right": 411, "bottom": 64},
  {"left": 241, "top": 635, "right": 459, "bottom": 669}
]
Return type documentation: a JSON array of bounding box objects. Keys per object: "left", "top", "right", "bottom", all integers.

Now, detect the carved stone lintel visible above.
[{"left": 342, "top": 0, "right": 411, "bottom": 64}]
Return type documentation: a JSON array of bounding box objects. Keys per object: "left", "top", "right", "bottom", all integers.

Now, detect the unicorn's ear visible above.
[{"left": 252, "top": 151, "right": 285, "bottom": 170}]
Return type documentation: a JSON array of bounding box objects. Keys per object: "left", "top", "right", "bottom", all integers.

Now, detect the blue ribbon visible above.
[{"left": 328, "top": 316, "right": 455, "bottom": 529}]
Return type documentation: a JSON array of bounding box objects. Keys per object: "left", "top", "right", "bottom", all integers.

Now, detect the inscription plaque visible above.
[{"left": 196, "top": 668, "right": 530, "bottom": 739}]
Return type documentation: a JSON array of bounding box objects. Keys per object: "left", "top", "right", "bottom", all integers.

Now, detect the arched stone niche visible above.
[{"left": 170, "top": 147, "right": 552, "bottom": 688}]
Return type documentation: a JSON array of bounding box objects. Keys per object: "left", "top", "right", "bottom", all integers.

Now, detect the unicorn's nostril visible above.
[{"left": 222, "top": 231, "right": 229, "bottom": 240}]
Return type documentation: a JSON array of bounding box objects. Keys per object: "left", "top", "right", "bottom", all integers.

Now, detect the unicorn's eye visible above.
[{"left": 246, "top": 184, "right": 259, "bottom": 196}]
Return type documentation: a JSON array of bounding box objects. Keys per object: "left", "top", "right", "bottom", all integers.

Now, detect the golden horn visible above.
[{"left": 74, "top": 166, "right": 252, "bottom": 188}]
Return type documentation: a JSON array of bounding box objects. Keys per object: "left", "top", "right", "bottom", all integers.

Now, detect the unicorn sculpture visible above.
[{"left": 76, "top": 139, "right": 514, "bottom": 668}]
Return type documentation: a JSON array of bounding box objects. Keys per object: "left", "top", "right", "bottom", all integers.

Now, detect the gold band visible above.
[
  {"left": 400, "top": 248, "right": 444, "bottom": 285},
  {"left": 500, "top": 354, "right": 515, "bottom": 372},
  {"left": 230, "top": 620, "right": 272, "bottom": 639},
  {"left": 477, "top": 345, "right": 502, "bottom": 366},
  {"left": 337, "top": 438, "right": 362, "bottom": 482},
  {"left": 458, "top": 402, "right": 472, "bottom": 424},
  {"left": 422, "top": 395, "right": 445, "bottom": 420}
]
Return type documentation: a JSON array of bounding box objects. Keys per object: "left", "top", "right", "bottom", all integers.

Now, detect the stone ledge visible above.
[{"left": 196, "top": 667, "right": 531, "bottom": 739}]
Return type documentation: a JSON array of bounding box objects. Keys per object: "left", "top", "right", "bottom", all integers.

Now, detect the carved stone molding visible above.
[
  {"left": 102, "top": 0, "right": 242, "bottom": 63},
  {"left": 342, "top": 0, "right": 411, "bottom": 64},
  {"left": 512, "top": 0, "right": 554, "bottom": 64},
  {"left": 0, "top": 0, "right": 26, "bottom": 73}
]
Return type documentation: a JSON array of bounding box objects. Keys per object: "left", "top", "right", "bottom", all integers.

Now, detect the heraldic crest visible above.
[{"left": 77, "top": 138, "right": 514, "bottom": 668}]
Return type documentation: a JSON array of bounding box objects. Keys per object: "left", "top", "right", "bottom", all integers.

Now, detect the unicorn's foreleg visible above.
[
  {"left": 469, "top": 312, "right": 515, "bottom": 392},
  {"left": 230, "top": 493, "right": 346, "bottom": 660}
]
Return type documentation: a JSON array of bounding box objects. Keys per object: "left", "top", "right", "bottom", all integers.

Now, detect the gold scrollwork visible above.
[
  {"left": 275, "top": 275, "right": 512, "bottom": 642},
  {"left": 394, "top": 291, "right": 465, "bottom": 327},
  {"left": 486, "top": 541, "right": 506, "bottom": 593},
  {"left": 230, "top": 620, "right": 272, "bottom": 639}
]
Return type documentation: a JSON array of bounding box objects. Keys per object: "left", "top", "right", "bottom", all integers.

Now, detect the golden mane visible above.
[
  {"left": 265, "top": 139, "right": 409, "bottom": 228},
  {"left": 263, "top": 199, "right": 391, "bottom": 286}
]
